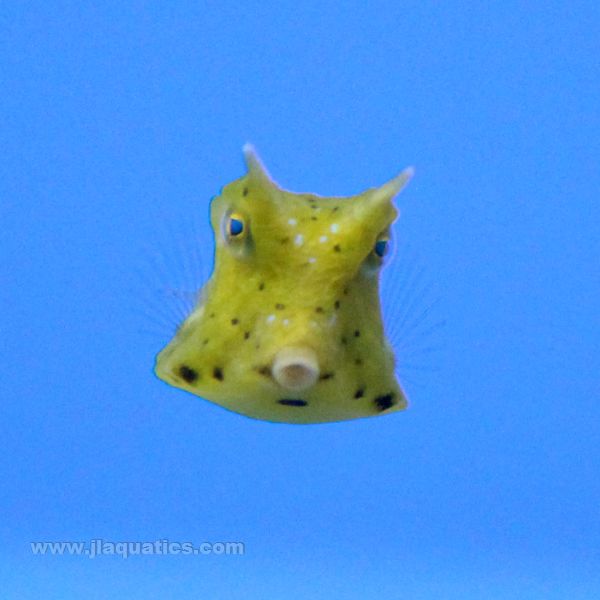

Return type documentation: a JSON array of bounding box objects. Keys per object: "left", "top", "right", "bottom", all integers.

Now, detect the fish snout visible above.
[{"left": 272, "top": 346, "right": 320, "bottom": 391}]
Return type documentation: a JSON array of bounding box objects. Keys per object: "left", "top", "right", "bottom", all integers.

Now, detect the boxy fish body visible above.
[{"left": 154, "top": 145, "right": 414, "bottom": 424}]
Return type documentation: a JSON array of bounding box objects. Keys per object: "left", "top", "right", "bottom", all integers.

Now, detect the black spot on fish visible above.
[
  {"left": 333, "top": 244, "right": 341, "bottom": 252},
  {"left": 243, "top": 187, "right": 249, "bottom": 196},
  {"left": 210, "top": 312, "right": 216, "bottom": 318},
  {"left": 244, "top": 331, "right": 251, "bottom": 340},
  {"left": 343, "top": 287, "right": 349, "bottom": 295},
  {"left": 354, "top": 330, "right": 361, "bottom": 337},
  {"left": 334, "top": 300, "right": 340, "bottom": 310},
  {"left": 354, "top": 357, "right": 363, "bottom": 366},
  {"left": 315, "top": 306, "right": 324, "bottom": 313},
  {"left": 341, "top": 336, "right": 348, "bottom": 345},
  {"left": 275, "top": 303, "right": 285, "bottom": 310},
  {"left": 311, "top": 216, "right": 318, "bottom": 221},
  {"left": 374, "top": 393, "right": 395, "bottom": 411},
  {"left": 278, "top": 399, "right": 308, "bottom": 407},
  {"left": 332, "top": 206, "right": 339, "bottom": 212},
  {"left": 178, "top": 365, "right": 198, "bottom": 383},
  {"left": 258, "top": 282, "right": 265, "bottom": 291},
  {"left": 231, "top": 318, "right": 239, "bottom": 325},
  {"left": 213, "top": 367, "right": 224, "bottom": 381},
  {"left": 257, "top": 365, "right": 271, "bottom": 377},
  {"left": 320, "top": 372, "right": 334, "bottom": 380},
  {"left": 280, "top": 237, "right": 290, "bottom": 244},
  {"left": 203, "top": 338, "right": 209, "bottom": 345},
  {"left": 354, "top": 387, "right": 365, "bottom": 399}
]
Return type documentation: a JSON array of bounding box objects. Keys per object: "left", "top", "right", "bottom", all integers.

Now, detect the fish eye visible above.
[
  {"left": 224, "top": 213, "right": 247, "bottom": 240},
  {"left": 361, "top": 233, "right": 392, "bottom": 276},
  {"left": 374, "top": 239, "right": 389, "bottom": 258}
]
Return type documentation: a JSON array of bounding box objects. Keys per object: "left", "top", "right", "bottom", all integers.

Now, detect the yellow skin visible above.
[{"left": 155, "top": 145, "right": 414, "bottom": 424}]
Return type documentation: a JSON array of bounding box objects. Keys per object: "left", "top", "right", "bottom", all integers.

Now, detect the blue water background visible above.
[{"left": 1, "top": 2, "right": 599, "bottom": 598}]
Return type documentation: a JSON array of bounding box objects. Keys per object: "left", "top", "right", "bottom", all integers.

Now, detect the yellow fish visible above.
[{"left": 155, "top": 145, "right": 414, "bottom": 424}]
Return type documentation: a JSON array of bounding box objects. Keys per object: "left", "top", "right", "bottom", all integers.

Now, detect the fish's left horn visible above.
[{"left": 242, "top": 143, "right": 278, "bottom": 189}]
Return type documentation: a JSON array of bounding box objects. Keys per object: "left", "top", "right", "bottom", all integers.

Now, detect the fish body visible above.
[{"left": 155, "top": 146, "right": 413, "bottom": 423}]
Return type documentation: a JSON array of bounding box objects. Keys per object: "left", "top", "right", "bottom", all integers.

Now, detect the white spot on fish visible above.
[
  {"left": 288, "top": 218, "right": 297, "bottom": 226},
  {"left": 294, "top": 234, "right": 304, "bottom": 247},
  {"left": 319, "top": 235, "right": 328, "bottom": 243},
  {"left": 308, "top": 257, "right": 317, "bottom": 263},
  {"left": 283, "top": 319, "right": 290, "bottom": 326},
  {"left": 266, "top": 314, "right": 276, "bottom": 323},
  {"left": 330, "top": 223, "right": 340, "bottom": 234}
]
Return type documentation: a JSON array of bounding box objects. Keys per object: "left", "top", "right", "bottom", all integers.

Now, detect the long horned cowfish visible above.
[{"left": 154, "top": 145, "right": 414, "bottom": 424}]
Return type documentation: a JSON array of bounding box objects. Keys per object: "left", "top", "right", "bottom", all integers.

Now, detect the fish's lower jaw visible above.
[{"left": 272, "top": 346, "right": 319, "bottom": 391}]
